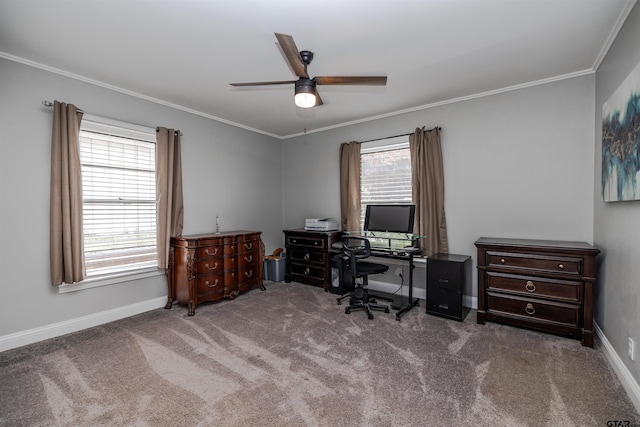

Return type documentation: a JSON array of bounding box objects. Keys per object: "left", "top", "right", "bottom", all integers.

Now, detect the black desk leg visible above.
[{"left": 394, "top": 253, "right": 420, "bottom": 321}]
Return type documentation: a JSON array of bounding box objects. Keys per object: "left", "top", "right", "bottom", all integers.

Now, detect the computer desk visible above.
[{"left": 369, "top": 248, "right": 421, "bottom": 321}]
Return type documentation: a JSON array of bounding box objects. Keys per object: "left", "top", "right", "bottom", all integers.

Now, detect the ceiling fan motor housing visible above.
[{"left": 295, "top": 78, "right": 316, "bottom": 93}]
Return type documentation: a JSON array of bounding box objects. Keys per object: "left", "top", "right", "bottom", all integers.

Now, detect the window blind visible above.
[
  {"left": 360, "top": 140, "right": 412, "bottom": 228},
  {"left": 79, "top": 120, "right": 157, "bottom": 276}
]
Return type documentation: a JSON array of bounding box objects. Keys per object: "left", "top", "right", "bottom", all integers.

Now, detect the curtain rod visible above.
[
  {"left": 359, "top": 126, "right": 442, "bottom": 144},
  {"left": 41, "top": 101, "right": 183, "bottom": 136}
]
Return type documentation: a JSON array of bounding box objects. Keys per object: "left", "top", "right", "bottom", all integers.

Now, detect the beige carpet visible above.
[{"left": 1, "top": 282, "right": 638, "bottom": 426}]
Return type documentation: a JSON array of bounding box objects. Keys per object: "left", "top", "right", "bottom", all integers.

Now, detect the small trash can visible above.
[{"left": 264, "top": 248, "right": 285, "bottom": 282}]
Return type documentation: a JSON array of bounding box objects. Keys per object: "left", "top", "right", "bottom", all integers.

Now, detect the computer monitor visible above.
[{"left": 363, "top": 204, "right": 416, "bottom": 234}]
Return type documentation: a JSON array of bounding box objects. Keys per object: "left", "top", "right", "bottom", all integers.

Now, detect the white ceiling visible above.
[{"left": 0, "top": 0, "right": 634, "bottom": 138}]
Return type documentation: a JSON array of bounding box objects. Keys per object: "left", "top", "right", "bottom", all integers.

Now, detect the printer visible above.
[{"left": 305, "top": 218, "right": 339, "bottom": 231}]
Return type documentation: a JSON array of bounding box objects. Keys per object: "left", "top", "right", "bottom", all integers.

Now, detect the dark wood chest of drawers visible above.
[
  {"left": 475, "top": 237, "right": 600, "bottom": 347},
  {"left": 166, "top": 231, "right": 264, "bottom": 315},
  {"left": 283, "top": 229, "right": 342, "bottom": 291}
]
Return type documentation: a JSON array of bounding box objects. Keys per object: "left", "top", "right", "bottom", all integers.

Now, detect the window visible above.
[
  {"left": 79, "top": 119, "right": 157, "bottom": 277},
  {"left": 360, "top": 136, "right": 413, "bottom": 251},
  {"left": 360, "top": 136, "right": 412, "bottom": 228}
]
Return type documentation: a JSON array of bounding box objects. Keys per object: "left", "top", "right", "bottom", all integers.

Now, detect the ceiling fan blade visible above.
[
  {"left": 315, "top": 76, "right": 387, "bottom": 86},
  {"left": 275, "top": 32, "right": 309, "bottom": 78},
  {"left": 229, "top": 80, "right": 296, "bottom": 87}
]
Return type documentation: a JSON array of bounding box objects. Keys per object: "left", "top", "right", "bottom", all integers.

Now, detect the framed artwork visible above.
[{"left": 602, "top": 60, "right": 640, "bottom": 202}]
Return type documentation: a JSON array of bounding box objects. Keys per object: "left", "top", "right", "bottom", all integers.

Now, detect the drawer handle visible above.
[
  {"left": 525, "top": 281, "right": 536, "bottom": 293},
  {"left": 304, "top": 267, "right": 310, "bottom": 275},
  {"left": 205, "top": 248, "right": 219, "bottom": 256},
  {"left": 558, "top": 264, "right": 564, "bottom": 269},
  {"left": 244, "top": 255, "right": 253, "bottom": 262},
  {"left": 244, "top": 243, "right": 253, "bottom": 249},
  {"left": 525, "top": 303, "right": 536, "bottom": 315},
  {"left": 303, "top": 253, "right": 310, "bottom": 260},
  {"left": 204, "top": 279, "right": 218, "bottom": 288},
  {"left": 205, "top": 262, "right": 219, "bottom": 271},
  {"left": 245, "top": 270, "right": 253, "bottom": 278},
  {"left": 500, "top": 258, "right": 506, "bottom": 263}
]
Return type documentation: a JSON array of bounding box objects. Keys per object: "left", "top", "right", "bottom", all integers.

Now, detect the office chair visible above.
[{"left": 337, "top": 236, "right": 390, "bottom": 319}]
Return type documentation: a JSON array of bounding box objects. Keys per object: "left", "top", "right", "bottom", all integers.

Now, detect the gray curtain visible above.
[
  {"left": 50, "top": 101, "right": 85, "bottom": 285},
  {"left": 339, "top": 141, "right": 361, "bottom": 232},
  {"left": 156, "top": 127, "right": 184, "bottom": 269},
  {"left": 409, "top": 127, "right": 448, "bottom": 256}
]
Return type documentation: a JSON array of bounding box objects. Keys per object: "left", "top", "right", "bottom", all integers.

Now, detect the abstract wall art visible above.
[{"left": 602, "top": 60, "right": 640, "bottom": 202}]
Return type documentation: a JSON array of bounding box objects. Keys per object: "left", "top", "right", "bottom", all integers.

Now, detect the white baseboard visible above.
[
  {"left": 594, "top": 322, "right": 640, "bottom": 413},
  {"left": 368, "top": 280, "right": 478, "bottom": 309},
  {"left": 0, "top": 296, "right": 167, "bottom": 352}
]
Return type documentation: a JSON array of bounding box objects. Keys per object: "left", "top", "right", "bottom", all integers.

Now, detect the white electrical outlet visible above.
[
  {"left": 394, "top": 268, "right": 403, "bottom": 277},
  {"left": 629, "top": 338, "right": 635, "bottom": 361}
]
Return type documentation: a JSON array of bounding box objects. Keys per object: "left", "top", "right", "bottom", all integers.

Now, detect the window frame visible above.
[
  {"left": 359, "top": 135, "right": 413, "bottom": 230},
  {"left": 58, "top": 114, "right": 163, "bottom": 293},
  {"left": 359, "top": 136, "right": 414, "bottom": 252}
]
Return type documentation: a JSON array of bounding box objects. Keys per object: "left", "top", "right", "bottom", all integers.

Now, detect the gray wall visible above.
[
  {"left": 594, "top": 4, "right": 640, "bottom": 383},
  {"left": 2, "top": 11, "right": 637, "bottom": 397},
  {"left": 0, "top": 58, "right": 283, "bottom": 337},
  {"left": 282, "top": 74, "right": 597, "bottom": 299}
]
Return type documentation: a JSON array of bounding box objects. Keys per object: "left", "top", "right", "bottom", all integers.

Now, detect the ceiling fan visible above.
[{"left": 229, "top": 33, "right": 387, "bottom": 108}]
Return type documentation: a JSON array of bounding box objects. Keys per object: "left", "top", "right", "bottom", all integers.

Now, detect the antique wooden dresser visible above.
[
  {"left": 166, "top": 231, "right": 264, "bottom": 315},
  {"left": 475, "top": 237, "right": 600, "bottom": 347}
]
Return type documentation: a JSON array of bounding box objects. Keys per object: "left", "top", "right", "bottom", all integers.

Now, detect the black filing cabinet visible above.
[{"left": 426, "top": 253, "right": 471, "bottom": 321}]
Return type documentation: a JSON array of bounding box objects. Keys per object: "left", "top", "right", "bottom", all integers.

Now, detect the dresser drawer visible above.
[
  {"left": 290, "top": 262, "right": 325, "bottom": 279},
  {"left": 239, "top": 241, "right": 258, "bottom": 253},
  {"left": 487, "top": 293, "right": 580, "bottom": 327},
  {"left": 290, "top": 248, "right": 325, "bottom": 264},
  {"left": 197, "top": 259, "right": 223, "bottom": 274},
  {"left": 196, "top": 274, "right": 224, "bottom": 294},
  {"left": 238, "top": 265, "right": 260, "bottom": 292},
  {"left": 238, "top": 250, "right": 259, "bottom": 268},
  {"left": 486, "top": 251, "right": 582, "bottom": 276},
  {"left": 286, "top": 235, "right": 327, "bottom": 250},
  {"left": 196, "top": 245, "right": 222, "bottom": 259},
  {"left": 486, "top": 271, "right": 582, "bottom": 303}
]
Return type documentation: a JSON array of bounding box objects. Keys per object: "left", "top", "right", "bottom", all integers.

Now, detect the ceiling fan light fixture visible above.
[{"left": 294, "top": 79, "right": 316, "bottom": 108}]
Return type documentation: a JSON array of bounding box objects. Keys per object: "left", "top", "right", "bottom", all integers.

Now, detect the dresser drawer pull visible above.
[
  {"left": 525, "top": 303, "right": 536, "bottom": 315},
  {"left": 558, "top": 264, "right": 564, "bottom": 269},
  {"left": 204, "top": 279, "right": 218, "bottom": 287},
  {"left": 525, "top": 281, "right": 536, "bottom": 292},
  {"left": 245, "top": 270, "right": 253, "bottom": 278},
  {"left": 501, "top": 258, "right": 506, "bottom": 263},
  {"left": 205, "top": 248, "right": 219, "bottom": 256},
  {"left": 304, "top": 268, "right": 310, "bottom": 275},
  {"left": 244, "top": 243, "right": 253, "bottom": 249},
  {"left": 244, "top": 255, "right": 253, "bottom": 262},
  {"left": 205, "top": 262, "right": 219, "bottom": 271},
  {"left": 303, "top": 253, "right": 310, "bottom": 260}
]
